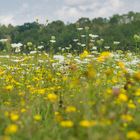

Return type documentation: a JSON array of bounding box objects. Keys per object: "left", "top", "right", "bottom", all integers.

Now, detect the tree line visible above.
[{"left": 0, "top": 11, "right": 140, "bottom": 53}]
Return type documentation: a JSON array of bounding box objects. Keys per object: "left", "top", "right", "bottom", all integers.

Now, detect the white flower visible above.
[
  {"left": 0, "top": 39, "right": 8, "bottom": 42},
  {"left": 90, "top": 39, "right": 95, "bottom": 42},
  {"left": 38, "top": 45, "right": 44, "bottom": 49},
  {"left": 92, "top": 46, "right": 97, "bottom": 50},
  {"left": 73, "top": 39, "right": 78, "bottom": 42},
  {"left": 77, "top": 42, "right": 81, "bottom": 46},
  {"left": 11, "top": 59, "right": 24, "bottom": 62},
  {"left": 77, "top": 27, "right": 83, "bottom": 31},
  {"left": 113, "top": 41, "right": 120, "bottom": 45},
  {"left": 61, "top": 48, "right": 65, "bottom": 51},
  {"left": 65, "top": 47, "right": 70, "bottom": 50},
  {"left": 53, "top": 55, "right": 64, "bottom": 62},
  {"left": 58, "top": 47, "right": 62, "bottom": 50},
  {"left": 104, "top": 46, "right": 110, "bottom": 49},
  {"left": 81, "top": 35, "right": 86, "bottom": 38},
  {"left": 91, "top": 51, "right": 99, "bottom": 54},
  {"left": 11, "top": 43, "right": 23, "bottom": 48},
  {"left": 50, "top": 40, "right": 56, "bottom": 43},
  {"left": 15, "top": 47, "right": 21, "bottom": 53},
  {"left": 0, "top": 55, "right": 10, "bottom": 58},
  {"left": 89, "top": 34, "right": 99, "bottom": 38},
  {"left": 30, "top": 51, "right": 37, "bottom": 54},
  {"left": 81, "top": 44, "right": 86, "bottom": 47},
  {"left": 51, "top": 36, "right": 56, "bottom": 40}
]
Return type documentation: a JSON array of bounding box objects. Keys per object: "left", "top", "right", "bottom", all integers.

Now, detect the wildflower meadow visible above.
[
  {"left": 0, "top": 8, "right": 140, "bottom": 140},
  {"left": 0, "top": 41, "right": 140, "bottom": 140}
]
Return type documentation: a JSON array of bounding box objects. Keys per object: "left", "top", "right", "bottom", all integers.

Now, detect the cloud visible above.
[
  {"left": 109, "top": 0, "right": 124, "bottom": 9},
  {"left": 55, "top": 0, "right": 136, "bottom": 22},
  {"left": 0, "top": 0, "right": 140, "bottom": 25},
  {"left": 0, "top": 15, "right": 15, "bottom": 25},
  {"left": 65, "top": 0, "right": 91, "bottom": 6}
]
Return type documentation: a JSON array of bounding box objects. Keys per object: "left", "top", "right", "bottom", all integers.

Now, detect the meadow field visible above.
[{"left": 0, "top": 50, "right": 140, "bottom": 140}]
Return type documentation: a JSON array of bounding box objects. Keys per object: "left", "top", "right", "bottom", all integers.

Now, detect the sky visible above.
[{"left": 0, "top": 0, "right": 140, "bottom": 25}]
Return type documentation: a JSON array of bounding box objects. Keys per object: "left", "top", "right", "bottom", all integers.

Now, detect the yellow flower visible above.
[
  {"left": 97, "top": 51, "right": 112, "bottom": 62},
  {"left": 118, "top": 93, "right": 128, "bottom": 102},
  {"left": 117, "top": 61, "right": 125, "bottom": 69},
  {"left": 133, "top": 71, "right": 140, "bottom": 81},
  {"left": 87, "top": 64, "right": 96, "bottom": 79},
  {"left": 10, "top": 113, "right": 19, "bottom": 121},
  {"left": 62, "top": 76, "right": 68, "bottom": 81},
  {"left": 4, "top": 111, "right": 9, "bottom": 117},
  {"left": 135, "top": 88, "right": 140, "bottom": 96},
  {"left": 106, "top": 88, "right": 112, "bottom": 95},
  {"left": 60, "top": 120, "right": 74, "bottom": 128},
  {"left": 0, "top": 68, "right": 4, "bottom": 75},
  {"left": 47, "top": 93, "right": 58, "bottom": 102},
  {"left": 127, "top": 131, "right": 140, "bottom": 140},
  {"left": 21, "top": 108, "right": 26, "bottom": 113},
  {"left": 54, "top": 112, "right": 63, "bottom": 122},
  {"left": 4, "top": 101, "right": 11, "bottom": 106},
  {"left": 80, "top": 50, "right": 89, "bottom": 59},
  {"left": 20, "top": 99, "right": 25, "bottom": 106},
  {"left": 79, "top": 120, "right": 96, "bottom": 127},
  {"left": 34, "top": 114, "right": 42, "bottom": 121},
  {"left": 5, "top": 124, "right": 18, "bottom": 135},
  {"left": 5, "top": 85, "right": 13, "bottom": 91},
  {"left": 111, "top": 77, "right": 118, "bottom": 84},
  {"left": 18, "top": 92, "right": 25, "bottom": 96},
  {"left": 65, "top": 106, "right": 77, "bottom": 113},
  {"left": 121, "top": 114, "right": 133, "bottom": 122},
  {"left": 128, "top": 100, "right": 136, "bottom": 109},
  {"left": 105, "top": 68, "right": 114, "bottom": 76},
  {"left": 137, "top": 98, "right": 140, "bottom": 104},
  {"left": 99, "top": 119, "right": 111, "bottom": 126},
  {"left": 100, "top": 51, "right": 112, "bottom": 57},
  {"left": 37, "top": 88, "right": 46, "bottom": 95}
]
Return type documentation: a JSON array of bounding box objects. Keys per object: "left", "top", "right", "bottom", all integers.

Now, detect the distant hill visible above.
[{"left": 0, "top": 11, "right": 140, "bottom": 52}]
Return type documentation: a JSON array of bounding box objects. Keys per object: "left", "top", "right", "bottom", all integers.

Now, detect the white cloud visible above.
[
  {"left": 109, "top": 0, "right": 124, "bottom": 9},
  {"left": 0, "top": 15, "right": 15, "bottom": 25},
  {"left": 65, "top": 0, "right": 90, "bottom": 6},
  {"left": 55, "top": 0, "right": 133, "bottom": 22},
  {"left": 56, "top": 6, "right": 80, "bottom": 20},
  {"left": 0, "top": 0, "right": 140, "bottom": 25}
]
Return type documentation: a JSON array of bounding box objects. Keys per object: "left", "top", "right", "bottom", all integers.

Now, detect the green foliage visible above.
[
  {"left": 0, "top": 11, "right": 140, "bottom": 53},
  {"left": 134, "top": 34, "right": 140, "bottom": 43}
]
